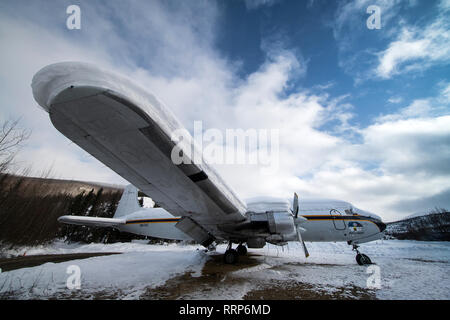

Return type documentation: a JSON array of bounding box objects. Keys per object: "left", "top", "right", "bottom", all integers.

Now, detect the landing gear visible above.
[
  {"left": 223, "top": 242, "right": 247, "bottom": 264},
  {"left": 224, "top": 249, "right": 239, "bottom": 264},
  {"left": 236, "top": 244, "right": 247, "bottom": 256},
  {"left": 356, "top": 253, "right": 372, "bottom": 266},
  {"left": 223, "top": 241, "right": 239, "bottom": 264},
  {"left": 352, "top": 244, "right": 372, "bottom": 265},
  {"left": 207, "top": 243, "right": 217, "bottom": 252}
]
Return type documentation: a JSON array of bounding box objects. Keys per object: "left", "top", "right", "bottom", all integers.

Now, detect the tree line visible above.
[
  {"left": 385, "top": 208, "right": 450, "bottom": 241},
  {"left": 0, "top": 173, "right": 136, "bottom": 247},
  {"left": 0, "top": 119, "right": 148, "bottom": 248}
]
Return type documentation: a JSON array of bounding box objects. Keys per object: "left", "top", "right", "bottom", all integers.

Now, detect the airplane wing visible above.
[
  {"left": 58, "top": 216, "right": 126, "bottom": 228},
  {"left": 32, "top": 62, "right": 247, "bottom": 244}
]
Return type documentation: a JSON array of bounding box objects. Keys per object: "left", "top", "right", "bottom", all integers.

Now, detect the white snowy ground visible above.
[
  {"left": 0, "top": 240, "right": 449, "bottom": 300},
  {"left": 0, "top": 241, "right": 208, "bottom": 299}
]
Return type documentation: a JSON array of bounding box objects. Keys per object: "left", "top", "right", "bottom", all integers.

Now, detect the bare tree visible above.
[{"left": 0, "top": 118, "right": 31, "bottom": 173}]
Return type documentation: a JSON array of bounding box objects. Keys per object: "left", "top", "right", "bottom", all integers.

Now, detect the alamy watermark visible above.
[
  {"left": 367, "top": 5, "right": 381, "bottom": 30},
  {"left": 66, "top": 5, "right": 81, "bottom": 30},
  {"left": 65, "top": 5, "right": 381, "bottom": 31},
  {"left": 366, "top": 265, "right": 381, "bottom": 289},
  {"left": 66, "top": 265, "right": 81, "bottom": 290},
  {"left": 170, "top": 121, "right": 280, "bottom": 175}
]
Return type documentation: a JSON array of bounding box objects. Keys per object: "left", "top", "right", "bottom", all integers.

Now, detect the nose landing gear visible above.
[{"left": 352, "top": 244, "right": 372, "bottom": 266}]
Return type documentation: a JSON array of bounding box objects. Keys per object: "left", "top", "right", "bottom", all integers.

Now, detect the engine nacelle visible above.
[
  {"left": 246, "top": 237, "right": 266, "bottom": 248},
  {"left": 248, "top": 211, "right": 297, "bottom": 245},
  {"left": 267, "top": 211, "right": 297, "bottom": 243}
]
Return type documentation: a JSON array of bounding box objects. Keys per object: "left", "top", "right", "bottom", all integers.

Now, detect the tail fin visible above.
[{"left": 114, "top": 184, "right": 142, "bottom": 218}]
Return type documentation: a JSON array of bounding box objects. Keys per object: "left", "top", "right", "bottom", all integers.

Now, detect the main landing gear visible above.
[
  {"left": 223, "top": 242, "right": 247, "bottom": 264},
  {"left": 352, "top": 244, "right": 372, "bottom": 266}
]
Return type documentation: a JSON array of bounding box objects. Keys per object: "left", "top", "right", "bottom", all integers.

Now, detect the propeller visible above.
[
  {"left": 292, "top": 192, "right": 309, "bottom": 258},
  {"left": 296, "top": 225, "right": 310, "bottom": 258},
  {"left": 293, "top": 192, "right": 299, "bottom": 218}
]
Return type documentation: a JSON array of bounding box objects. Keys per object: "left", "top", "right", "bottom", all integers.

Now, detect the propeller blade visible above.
[
  {"left": 293, "top": 192, "right": 299, "bottom": 218},
  {"left": 296, "top": 227, "right": 309, "bottom": 258},
  {"left": 292, "top": 192, "right": 308, "bottom": 257}
]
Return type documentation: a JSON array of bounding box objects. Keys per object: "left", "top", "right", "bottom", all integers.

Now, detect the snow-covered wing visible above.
[
  {"left": 246, "top": 196, "right": 291, "bottom": 212},
  {"left": 58, "top": 216, "right": 126, "bottom": 228},
  {"left": 32, "top": 62, "right": 247, "bottom": 239}
]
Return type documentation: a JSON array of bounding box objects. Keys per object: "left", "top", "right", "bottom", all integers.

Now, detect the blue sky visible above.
[
  {"left": 215, "top": 0, "right": 446, "bottom": 126},
  {"left": 0, "top": 0, "right": 449, "bottom": 221}
]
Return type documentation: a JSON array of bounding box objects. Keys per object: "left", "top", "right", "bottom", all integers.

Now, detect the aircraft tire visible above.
[
  {"left": 356, "top": 253, "right": 372, "bottom": 265},
  {"left": 224, "top": 249, "right": 239, "bottom": 264},
  {"left": 236, "top": 244, "right": 247, "bottom": 256}
]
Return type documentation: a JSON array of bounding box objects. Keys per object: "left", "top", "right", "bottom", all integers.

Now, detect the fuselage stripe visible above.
[
  {"left": 304, "top": 215, "right": 362, "bottom": 220},
  {"left": 125, "top": 215, "right": 384, "bottom": 232},
  {"left": 126, "top": 218, "right": 181, "bottom": 224},
  {"left": 127, "top": 215, "right": 366, "bottom": 223}
]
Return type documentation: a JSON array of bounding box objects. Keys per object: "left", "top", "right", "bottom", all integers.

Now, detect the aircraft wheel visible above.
[
  {"left": 224, "top": 249, "right": 239, "bottom": 264},
  {"left": 356, "top": 253, "right": 372, "bottom": 265},
  {"left": 236, "top": 244, "right": 247, "bottom": 256}
]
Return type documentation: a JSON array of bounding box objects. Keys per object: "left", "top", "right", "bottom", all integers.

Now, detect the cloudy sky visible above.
[{"left": 0, "top": 0, "right": 449, "bottom": 221}]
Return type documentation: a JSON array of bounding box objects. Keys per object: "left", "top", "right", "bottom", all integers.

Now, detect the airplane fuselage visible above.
[{"left": 118, "top": 203, "right": 386, "bottom": 246}]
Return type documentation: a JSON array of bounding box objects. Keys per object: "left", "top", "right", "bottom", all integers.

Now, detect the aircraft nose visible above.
[{"left": 378, "top": 221, "right": 387, "bottom": 232}]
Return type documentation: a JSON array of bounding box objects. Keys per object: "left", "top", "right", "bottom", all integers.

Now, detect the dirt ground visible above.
[{"left": 143, "top": 253, "right": 376, "bottom": 300}]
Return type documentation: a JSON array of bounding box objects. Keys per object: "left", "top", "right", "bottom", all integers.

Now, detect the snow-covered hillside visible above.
[{"left": 385, "top": 211, "right": 449, "bottom": 241}]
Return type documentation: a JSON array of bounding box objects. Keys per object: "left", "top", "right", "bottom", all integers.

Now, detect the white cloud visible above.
[
  {"left": 377, "top": 99, "right": 432, "bottom": 122},
  {"left": 244, "top": 0, "right": 280, "bottom": 10},
  {"left": 361, "top": 115, "right": 450, "bottom": 175},
  {"left": 439, "top": 0, "right": 450, "bottom": 10},
  {"left": 333, "top": 0, "right": 405, "bottom": 41},
  {"left": 388, "top": 96, "right": 403, "bottom": 104},
  {"left": 332, "top": 0, "right": 450, "bottom": 82},
  {"left": 313, "top": 81, "right": 336, "bottom": 91},
  {"left": 331, "top": 0, "right": 407, "bottom": 81},
  {"left": 376, "top": 17, "right": 450, "bottom": 78},
  {"left": 378, "top": 86, "right": 450, "bottom": 123},
  {"left": 440, "top": 82, "right": 450, "bottom": 103}
]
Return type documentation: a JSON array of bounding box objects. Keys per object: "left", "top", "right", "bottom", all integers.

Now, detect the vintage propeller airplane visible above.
[{"left": 32, "top": 62, "right": 386, "bottom": 265}]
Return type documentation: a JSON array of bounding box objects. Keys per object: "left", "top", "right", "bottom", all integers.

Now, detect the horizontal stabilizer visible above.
[{"left": 58, "top": 215, "right": 126, "bottom": 228}]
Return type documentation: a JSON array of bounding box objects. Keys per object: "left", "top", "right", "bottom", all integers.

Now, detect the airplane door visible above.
[{"left": 330, "top": 209, "right": 346, "bottom": 230}]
